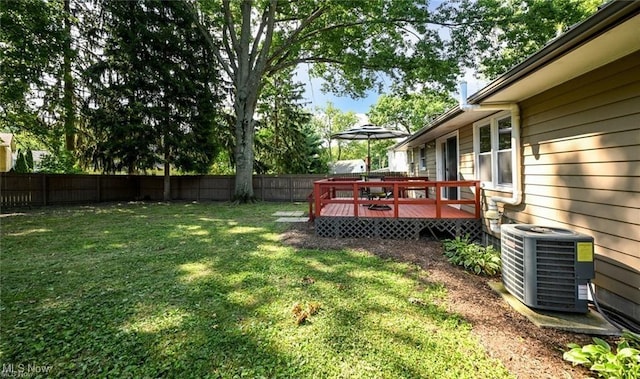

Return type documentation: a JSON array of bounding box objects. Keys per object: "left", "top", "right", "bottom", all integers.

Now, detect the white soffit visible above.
[
  {"left": 481, "top": 14, "right": 640, "bottom": 104},
  {"left": 402, "top": 109, "right": 496, "bottom": 149}
]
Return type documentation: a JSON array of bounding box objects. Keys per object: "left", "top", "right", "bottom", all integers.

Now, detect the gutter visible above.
[{"left": 460, "top": 83, "right": 522, "bottom": 234}]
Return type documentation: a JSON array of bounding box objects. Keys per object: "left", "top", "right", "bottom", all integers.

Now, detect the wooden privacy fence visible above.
[{"left": 0, "top": 173, "right": 327, "bottom": 209}]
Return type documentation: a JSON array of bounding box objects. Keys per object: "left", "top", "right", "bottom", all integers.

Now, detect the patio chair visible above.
[{"left": 364, "top": 178, "right": 392, "bottom": 200}]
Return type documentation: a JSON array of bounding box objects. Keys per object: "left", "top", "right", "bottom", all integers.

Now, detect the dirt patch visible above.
[{"left": 280, "top": 222, "right": 597, "bottom": 379}]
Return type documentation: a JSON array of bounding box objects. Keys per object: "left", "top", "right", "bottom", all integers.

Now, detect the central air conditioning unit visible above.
[{"left": 500, "top": 224, "right": 595, "bottom": 313}]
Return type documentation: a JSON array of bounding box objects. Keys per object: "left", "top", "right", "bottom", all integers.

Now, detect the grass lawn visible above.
[{"left": 1, "top": 202, "right": 512, "bottom": 378}]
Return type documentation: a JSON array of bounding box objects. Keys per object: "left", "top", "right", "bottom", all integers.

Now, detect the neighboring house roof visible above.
[
  {"left": 0, "top": 133, "right": 16, "bottom": 149},
  {"left": 397, "top": 1, "right": 640, "bottom": 150}
]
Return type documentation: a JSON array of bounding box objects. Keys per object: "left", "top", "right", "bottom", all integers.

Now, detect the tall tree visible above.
[
  {"left": 190, "top": 0, "right": 460, "bottom": 201},
  {"left": 255, "top": 70, "right": 323, "bottom": 174},
  {"left": 0, "top": 0, "right": 65, "bottom": 146},
  {"left": 1, "top": 0, "right": 99, "bottom": 170},
  {"left": 62, "top": 0, "right": 76, "bottom": 151},
  {"left": 82, "top": 0, "right": 223, "bottom": 200},
  {"left": 437, "top": 0, "right": 601, "bottom": 79},
  {"left": 312, "top": 102, "right": 358, "bottom": 163},
  {"left": 367, "top": 90, "right": 456, "bottom": 134}
]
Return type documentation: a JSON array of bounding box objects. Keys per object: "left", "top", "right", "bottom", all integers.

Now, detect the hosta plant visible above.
[
  {"left": 563, "top": 331, "right": 640, "bottom": 379},
  {"left": 442, "top": 235, "right": 501, "bottom": 276}
]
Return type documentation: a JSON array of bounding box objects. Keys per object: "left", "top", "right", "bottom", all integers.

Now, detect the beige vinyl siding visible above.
[
  {"left": 504, "top": 51, "right": 640, "bottom": 316},
  {"left": 425, "top": 144, "right": 436, "bottom": 198},
  {"left": 407, "top": 145, "right": 434, "bottom": 198},
  {"left": 459, "top": 126, "right": 474, "bottom": 180}
]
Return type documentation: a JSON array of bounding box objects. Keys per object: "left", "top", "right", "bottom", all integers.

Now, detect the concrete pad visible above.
[
  {"left": 275, "top": 217, "right": 309, "bottom": 223},
  {"left": 272, "top": 211, "right": 305, "bottom": 217},
  {"left": 488, "top": 281, "right": 620, "bottom": 336}
]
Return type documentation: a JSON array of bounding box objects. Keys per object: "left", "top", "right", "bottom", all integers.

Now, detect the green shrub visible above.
[
  {"left": 39, "top": 150, "right": 81, "bottom": 173},
  {"left": 442, "top": 235, "right": 501, "bottom": 276},
  {"left": 563, "top": 331, "right": 640, "bottom": 379},
  {"left": 13, "top": 149, "right": 32, "bottom": 173}
]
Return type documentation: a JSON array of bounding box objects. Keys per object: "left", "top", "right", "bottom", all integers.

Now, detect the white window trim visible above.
[
  {"left": 473, "top": 110, "right": 514, "bottom": 192},
  {"left": 419, "top": 145, "right": 426, "bottom": 170}
]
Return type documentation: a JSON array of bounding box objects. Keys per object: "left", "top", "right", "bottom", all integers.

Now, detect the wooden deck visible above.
[
  {"left": 310, "top": 178, "right": 481, "bottom": 220},
  {"left": 320, "top": 201, "right": 476, "bottom": 219},
  {"left": 310, "top": 178, "right": 483, "bottom": 239}
]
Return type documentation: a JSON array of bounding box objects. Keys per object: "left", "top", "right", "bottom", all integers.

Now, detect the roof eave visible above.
[{"left": 468, "top": 0, "right": 640, "bottom": 104}]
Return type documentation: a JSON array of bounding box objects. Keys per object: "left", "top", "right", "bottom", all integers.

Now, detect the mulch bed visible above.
[{"left": 280, "top": 222, "right": 598, "bottom": 379}]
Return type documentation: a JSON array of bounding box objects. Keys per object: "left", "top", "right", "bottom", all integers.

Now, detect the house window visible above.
[
  {"left": 419, "top": 146, "right": 426, "bottom": 170},
  {"left": 474, "top": 111, "right": 514, "bottom": 189}
]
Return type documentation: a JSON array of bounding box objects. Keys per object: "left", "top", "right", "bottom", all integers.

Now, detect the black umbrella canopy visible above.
[
  {"left": 331, "top": 124, "right": 409, "bottom": 140},
  {"left": 331, "top": 124, "right": 409, "bottom": 174}
]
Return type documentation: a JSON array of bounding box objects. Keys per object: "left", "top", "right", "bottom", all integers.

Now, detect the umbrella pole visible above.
[{"left": 367, "top": 138, "right": 371, "bottom": 175}]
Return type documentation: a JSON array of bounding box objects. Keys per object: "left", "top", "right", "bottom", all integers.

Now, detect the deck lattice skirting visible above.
[{"left": 315, "top": 216, "right": 482, "bottom": 241}]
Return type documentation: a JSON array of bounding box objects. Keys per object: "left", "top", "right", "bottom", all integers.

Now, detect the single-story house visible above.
[
  {"left": 393, "top": 1, "right": 639, "bottom": 323},
  {"left": 0, "top": 133, "right": 16, "bottom": 172}
]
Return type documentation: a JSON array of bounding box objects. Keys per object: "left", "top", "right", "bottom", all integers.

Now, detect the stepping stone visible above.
[
  {"left": 275, "top": 217, "right": 309, "bottom": 223},
  {"left": 272, "top": 211, "right": 304, "bottom": 217}
]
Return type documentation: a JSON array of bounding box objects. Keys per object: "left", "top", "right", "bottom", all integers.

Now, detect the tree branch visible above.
[
  {"left": 223, "top": 0, "right": 241, "bottom": 60},
  {"left": 222, "top": 27, "right": 238, "bottom": 73},
  {"left": 249, "top": 2, "right": 271, "bottom": 66},
  {"left": 265, "top": 5, "right": 328, "bottom": 70},
  {"left": 183, "top": 1, "right": 235, "bottom": 78},
  {"left": 247, "top": 0, "right": 277, "bottom": 109},
  {"left": 266, "top": 56, "right": 377, "bottom": 76}
]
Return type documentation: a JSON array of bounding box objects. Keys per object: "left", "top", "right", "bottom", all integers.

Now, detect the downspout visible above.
[{"left": 459, "top": 82, "right": 523, "bottom": 234}]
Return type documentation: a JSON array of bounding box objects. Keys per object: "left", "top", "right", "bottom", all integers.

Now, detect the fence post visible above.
[
  {"left": 289, "top": 176, "right": 293, "bottom": 202},
  {"left": 96, "top": 175, "right": 101, "bottom": 203},
  {"left": 42, "top": 174, "right": 47, "bottom": 206},
  {"left": 260, "top": 175, "right": 265, "bottom": 201},
  {"left": 197, "top": 175, "right": 201, "bottom": 202}
]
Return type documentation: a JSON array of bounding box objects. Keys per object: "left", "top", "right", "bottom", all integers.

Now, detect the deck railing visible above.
[{"left": 310, "top": 178, "right": 481, "bottom": 220}]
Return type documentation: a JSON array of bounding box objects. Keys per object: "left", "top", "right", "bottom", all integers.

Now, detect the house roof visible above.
[
  {"left": 330, "top": 159, "right": 366, "bottom": 174},
  {"left": 397, "top": 1, "right": 640, "bottom": 150},
  {"left": 0, "top": 133, "right": 15, "bottom": 149}
]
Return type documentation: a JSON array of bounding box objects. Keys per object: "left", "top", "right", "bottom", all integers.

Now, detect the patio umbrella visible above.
[{"left": 331, "top": 124, "right": 409, "bottom": 174}]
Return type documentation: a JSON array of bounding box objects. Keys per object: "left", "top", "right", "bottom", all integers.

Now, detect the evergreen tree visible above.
[
  {"left": 82, "top": 0, "right": 224, "bottom": 200},
  {"left": 25, "top": 148, "right": 34, "bottom": 172},
  {"left": 255, "top": 71, "right": 319, "bottom": 174},
  {"left": 13, "top": 151, "right": 28, "bottom": 173}
]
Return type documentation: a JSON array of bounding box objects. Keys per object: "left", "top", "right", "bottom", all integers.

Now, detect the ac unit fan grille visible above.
[
  {"left": 535, "top": 240, "right": 577, "bottom": 310},
  {"left": 501, "top": 230, "right": 525, "bottom": 301}
]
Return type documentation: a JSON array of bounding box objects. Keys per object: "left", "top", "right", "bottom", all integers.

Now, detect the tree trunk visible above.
[
  {"left": 163, "top": 162, "right": 171, "bottom": 202},
  {"left": 233, "top": 99, "right": 256, "bottom": 202},
  {"left": 163, "top": 142, "right": 171, "bottom": 202},
  {"left": 63, "top": 0, "right": 75, "bottom": 150}
]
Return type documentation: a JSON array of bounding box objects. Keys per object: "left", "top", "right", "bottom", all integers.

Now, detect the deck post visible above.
[
  {"left": 314, "top": 181, "right": 322, "bottom": 219},
  {"left": 393, "top": 182, "right": 399, "bottom": 218},
  {"left": 475, "top": 181, "right": 481, "bottom": 218},
  {"left": 353, "top": 182, "right": 359, "bottom": 217},
  {"left": 435, "top": 182, "right": 442, "bottom": 218}
]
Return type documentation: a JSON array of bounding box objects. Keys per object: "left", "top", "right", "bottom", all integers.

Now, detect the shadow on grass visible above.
[{"left": 0, "top": 202, "right": 510, "bottom": 378}]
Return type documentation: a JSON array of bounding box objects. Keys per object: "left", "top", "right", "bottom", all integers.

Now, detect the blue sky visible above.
[
  {"left": 293, "top": 65, "right": 380, "bottom": 115},
  {"left": 295, "top": 65, "right": 487, "bottom": 118},
  {"left": 293, "top": 0, "right": 487, "bottom": 118}
]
